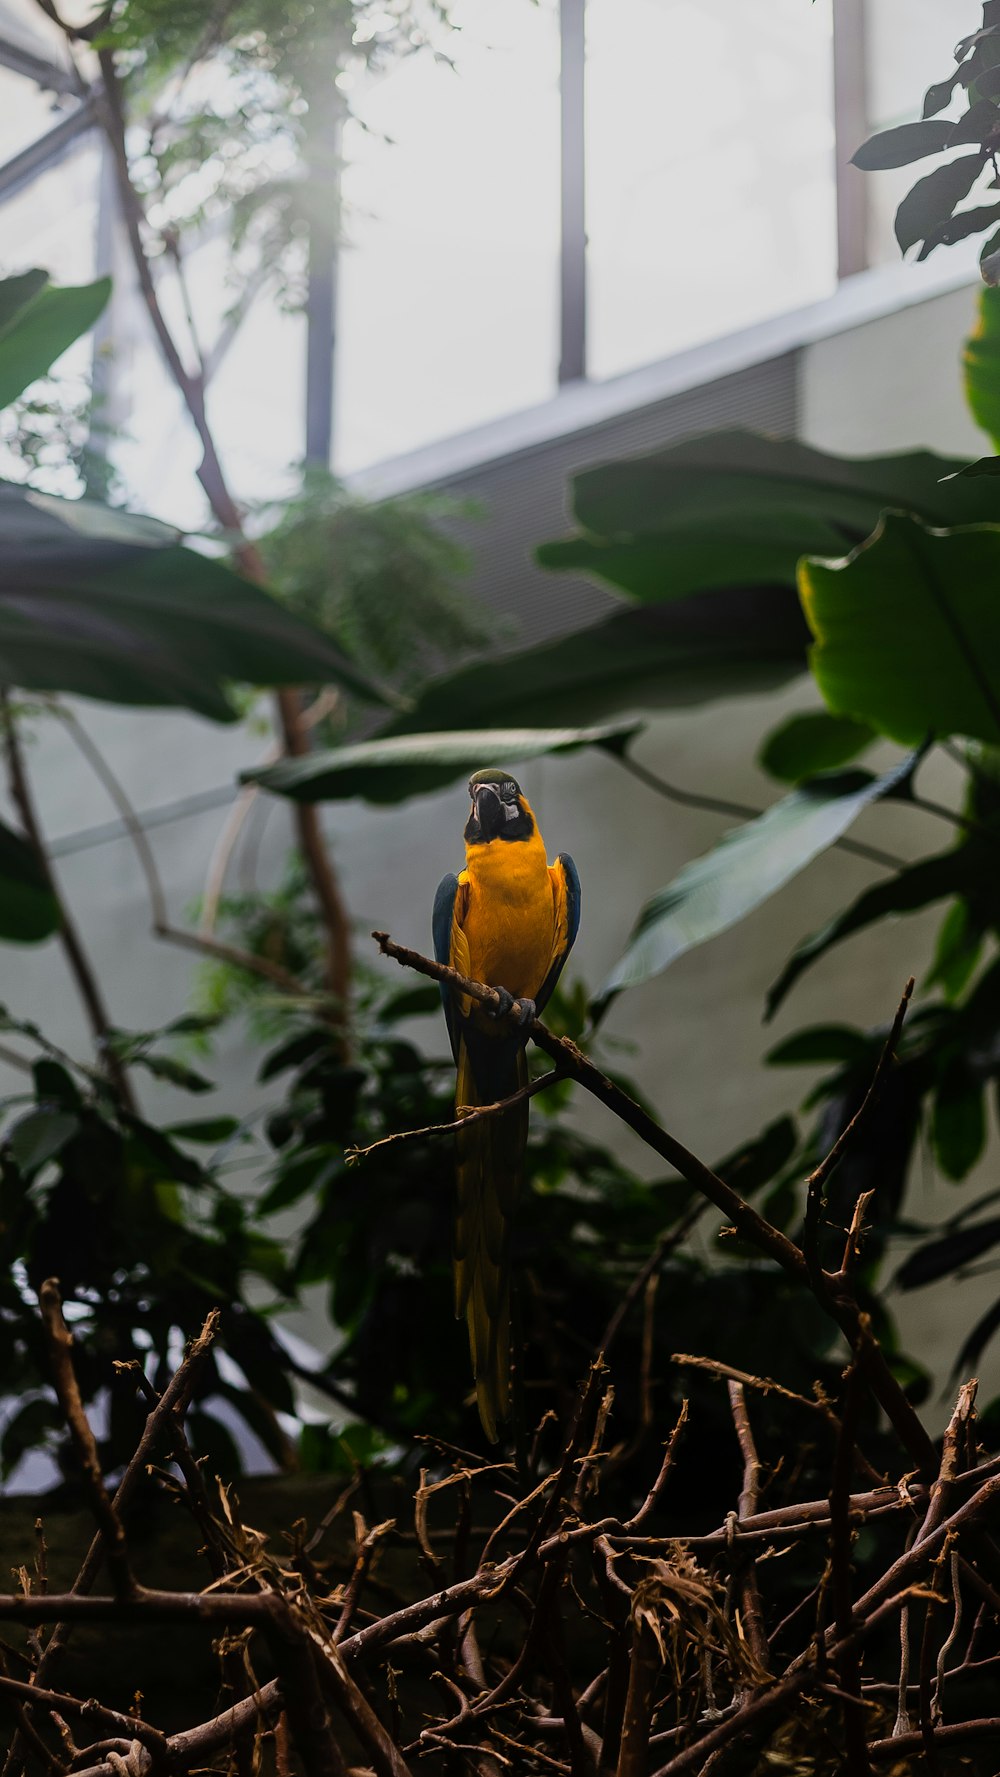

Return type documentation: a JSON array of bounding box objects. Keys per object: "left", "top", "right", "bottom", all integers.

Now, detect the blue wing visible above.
[
  {"left": 433, "top": 871, "right": 462, "bottom": 1063},
  {"left": 536, "top": 852, "right": 582, "bottom": 1014}
]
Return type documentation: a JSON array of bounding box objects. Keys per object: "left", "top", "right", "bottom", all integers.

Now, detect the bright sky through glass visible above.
[
  {"left": 334, "top": 0, "right": 838, "bottom": 467},
  {"left": 1, "top": 0, "right": 847, "bottom": 503}
]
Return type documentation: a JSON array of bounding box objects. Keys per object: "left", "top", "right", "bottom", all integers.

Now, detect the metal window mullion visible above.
[
  {"left": 832, "top": 0, "right": 869, "bottom": 279},
  {"left": 558, "top": 0, "right": 586, "bottom": 384}
]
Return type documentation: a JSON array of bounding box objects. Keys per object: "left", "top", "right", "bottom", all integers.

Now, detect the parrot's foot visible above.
[{"left": 488, "top": 987, "right": 536, "bottom": 1027}]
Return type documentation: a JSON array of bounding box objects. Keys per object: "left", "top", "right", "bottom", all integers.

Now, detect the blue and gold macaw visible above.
[{"left": 433, "top": 769, "right": 581, "bottom": 1441}]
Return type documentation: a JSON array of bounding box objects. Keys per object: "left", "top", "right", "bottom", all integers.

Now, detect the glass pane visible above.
[
  {"left": 334, "top": 0, "right": 561, "bottom": 471},
  {"left": 0, "top": 134, "right": 100, "bottom": 286},
  {"left": 109, "top": 229, "right": 305, "bottom": 526},
  {"left": 586, "top": 0, "right": 837, "bottom": 380},
  {"left": 0, "top": 65, "right": 74, "bottom": 165}
]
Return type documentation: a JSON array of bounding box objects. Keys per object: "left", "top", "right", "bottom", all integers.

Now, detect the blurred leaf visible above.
[
  {"left": 851, "top": 121, "right": 955, "bottom": 169},
  {"left": 964, "top": 283, "right": 1000, "bottom": 448},
  {"left": 0, "top": 1394, "right": 61, "bottom": 1478},
  {"left": 188, "top": 1408, "right": 241, "bottom": 1477},
  {"left": 376, "top": 984, "right": 441, "bottom": 1021},
  {"left": 6, "top": 1108, "right": 79, "bottom": 1174},
  {"left": 897, "top": 1217, "right": 1000, "bottom": 1289},
  {"left": 258, "top": 1027, "right": 329, "bottom": 1082},
  {"left": 767, "top": 845, "right": 978, "bottom": 1018},
  {"left": 538, "top": 432, "right": 1000, "bottom": 604},
  {"left": 0, "top": 481, "right": 384, "bottom": 721},
  {"left": 758, "top": 711, "right": 876, "bottom": 782},
  {"left": 895, "top": 153, "right": 986, "bottom": 253},
  {"left": 923, "top": 70, "right": 970, "bottom": 116},
  {"left": 956, "top": 1294, "right": 1000, "bottom": 1371},
  {"left": 32, "top": 1059, "right": 80, "bottom": 1109},
  {"left": 766, "top": 1026, "right": 874, "bottom": 1068},
  {"left": 800, "top": 514, "right": 1000, "bottom": 747},
  {"left": 947, "top": 98, "right": 1000, "bottom": 144},
  {"left": 926, "top": 900, "right": 984, "bottom": 1001},
  {"left": 918, "top": 200, "right": 1000, "bottom": 257},
  {"left": 249, "top": 720, "right": 643, "bottom": 803},
  {"left": 594, "top": 758, "right": 915, "bottom": 1015},
  {"left": 0, "top": 817, "right": 60, "bottom": 942},
  {"left": 166, "top": 1116, "right": 243, "bottom": 1144},
  {"left": 0, "top": 270, "right": 47, "bottom": 331},
  {"left": 717, "top": 1116, "right": 798, "bottom": 1193},
  {"left": 932, "top": 1060, "right": 987, "bottom": 1179},
  {"left": 0, "top": 272, "right": 110, "bottom": 410},
  {"left": 258, "top": 1150, "right": 341, "bottom": 1216},
  {"left": 127, "top": 1052, "right": 215, "bottom": 1094},
  {"left": 386, "top": 591, "right": 811, "bottom": 733}
]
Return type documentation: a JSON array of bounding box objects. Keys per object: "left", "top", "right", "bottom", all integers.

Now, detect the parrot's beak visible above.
[{"left": 470, "top": 782, "right": 504, "bottom": 841}]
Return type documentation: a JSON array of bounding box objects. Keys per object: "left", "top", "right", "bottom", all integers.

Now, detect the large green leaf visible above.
[
  {"left": 0, "top": 482, "right": 384, "bottom": 720},
  {"left": 766, "top": 846, "right": 980, "bottom": 1018},
  {"left": 0, "top": 271, "right": 111, "bottom": 410},
  {"left": 247, "top": 720, "right": 642, "bottom": 804},
  {"left": 379, "top": 588, "right": 811, "bottom": 740},
  {"left": 800, "top": 513, "right": 1000, "bottom": 748},
  {"left": 758, "top": 712, "right": 876, "bottom": 783},
  {"left": 536, "top": 432, "right": 1000, "bottom": 605},
  {"left": 0, "top": 818, "right": 60, "bottom": 942},
  {"left": 593, "top": 758, "right": 916, "bottom": 1017},
  {"left": 964, "top": 282, "right": 1000, "bottom": 448}
]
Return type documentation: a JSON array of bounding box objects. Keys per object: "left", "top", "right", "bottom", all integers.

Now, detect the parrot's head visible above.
[{"left": 465, "top": 768, "right": 536, "bottom": 844}]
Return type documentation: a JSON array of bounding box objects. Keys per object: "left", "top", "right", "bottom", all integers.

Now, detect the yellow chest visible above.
[{"left": 460, "top": 835, "right": 556, "bottom": 1002}]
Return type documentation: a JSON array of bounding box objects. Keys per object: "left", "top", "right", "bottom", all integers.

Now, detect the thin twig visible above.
[
  {"left": 38, "top": 1280, "right": 135, "bottom": 1603},
  {"left": 346, "top": 1068, "right": 565, "bottom": 1164}
]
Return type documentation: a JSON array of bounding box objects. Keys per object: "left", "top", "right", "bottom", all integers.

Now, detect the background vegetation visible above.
[{"left": 4, "top": 2, "right": 1000, "bottom": 1771}]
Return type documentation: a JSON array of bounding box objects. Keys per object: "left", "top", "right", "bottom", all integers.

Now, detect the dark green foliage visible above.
[
  {"left": 594, "top": 759, "right": 918, "bottom": 1013},
  {"left": 0, "top": 272, "right": 110, "bottom": 411},
  {"left": 0, "top": 1013, "right": 297, "bottom": 1480},
  {"left": 758, "top": 711, "right": 876, "bottom": 783},
  {"left": 258, "top": 474, "right": 490, "bottom": 706}
]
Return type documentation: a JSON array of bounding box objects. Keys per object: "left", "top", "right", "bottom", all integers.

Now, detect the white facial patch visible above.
[{"left": 504, "top": 801, "right": 519, "bottom": 820}]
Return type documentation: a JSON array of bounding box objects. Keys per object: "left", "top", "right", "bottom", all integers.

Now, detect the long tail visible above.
[{"left": 453, "top": 1036, "right": 528, "bottom": 1442}]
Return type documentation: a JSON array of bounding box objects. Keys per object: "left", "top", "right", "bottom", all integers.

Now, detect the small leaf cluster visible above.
[{"left": 854, "top": 1, "right": 1000, "bottom": 277}]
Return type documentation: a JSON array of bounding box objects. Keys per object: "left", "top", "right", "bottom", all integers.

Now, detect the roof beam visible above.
[
  {"left": 0, "top": 33, "right": 76, "bottom": 95},
  {"left": 0, "top": 95, "right": 97, "bottom": 205}
]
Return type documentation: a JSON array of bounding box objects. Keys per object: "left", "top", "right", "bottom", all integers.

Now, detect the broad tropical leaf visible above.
[
  {"left": 800, "top": 513, "right": 1000, "bottom": 748},
  {"left": 247, "top": 720, "right": 643, "bottom": 804},
  {"left": 0, "top": 818, "right": 60, "bottom": 942},
  {"left": 766, "top": 846, "right": 981, "bottom": 1018},
  {"left": 593, "top": 757, "right": 916, "bottom": 1017},
  {"left": 536, "top": 432, "right": 1000, "bottom": 605},
  {"left": 963, "top": 282, "right": 1000, "bottom": 448},
  {"left": 0, "top": 271, "right": 111, "bottom": 410},
  {"left": 381, "top": 588, "right": 811, "bottom": 738},
  {"left": 758, "top": 712, "right": 876, "bottom": 782},
  {"left": 0, "top": 482, "right": 384, "bottom": 720}
]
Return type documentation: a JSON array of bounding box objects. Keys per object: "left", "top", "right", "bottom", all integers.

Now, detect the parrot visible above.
[{"left": 433, "top": 768, "right": 581, "bottom": 1441}]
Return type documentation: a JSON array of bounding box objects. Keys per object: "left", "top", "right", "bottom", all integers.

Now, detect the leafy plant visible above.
[{"left": 853, "top": 1, "right": 1000, "bottom": 277}]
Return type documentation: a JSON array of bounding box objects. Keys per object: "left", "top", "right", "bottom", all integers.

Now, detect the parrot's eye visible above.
[{"left": 501, "top": 781, "right": 518, "bottom": 801}]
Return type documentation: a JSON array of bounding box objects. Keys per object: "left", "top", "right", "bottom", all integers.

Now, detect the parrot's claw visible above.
[{"left": 487, "top": 987, "right": 535, "bottom": 1026}]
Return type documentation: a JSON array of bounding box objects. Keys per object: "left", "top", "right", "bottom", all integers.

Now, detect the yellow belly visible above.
[{"left": 461, "top": 835, "right": 556, "bottom": 1004}]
